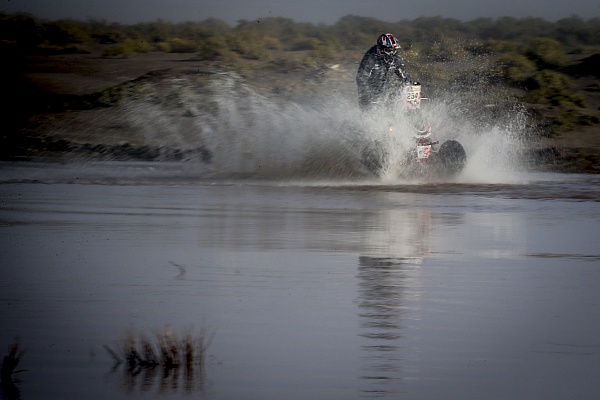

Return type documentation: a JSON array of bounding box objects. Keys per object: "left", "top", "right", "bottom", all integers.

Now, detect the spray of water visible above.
[{"left": 116, "top": 67, "right": 530, "bottom": 184}]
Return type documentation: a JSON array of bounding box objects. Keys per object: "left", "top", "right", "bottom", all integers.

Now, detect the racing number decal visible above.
[
  {"left": 403, "top": 85, "right": 422, "bottom": 108},
  {"left": 417, "top": 145, "right": 431, "bottom": 160}
]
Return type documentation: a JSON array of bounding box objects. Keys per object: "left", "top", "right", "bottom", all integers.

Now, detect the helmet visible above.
[{"left": 377, "top": 33, "right": 400, "bottom": 54}]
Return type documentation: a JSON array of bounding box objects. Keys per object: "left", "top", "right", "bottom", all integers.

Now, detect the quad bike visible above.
[{"left": 359, "top": 83, "right": 467, "bottom": 179}]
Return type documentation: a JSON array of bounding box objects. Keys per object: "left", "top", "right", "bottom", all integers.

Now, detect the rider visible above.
[{"left": 356, "top": 33, "right": 411, "bottom": 110}]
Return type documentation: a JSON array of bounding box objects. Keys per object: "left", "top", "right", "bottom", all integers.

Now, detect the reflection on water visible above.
[
  {"left": 1, "top": 338, "right": 24, "bottom": 400},
  {"left": 356, "top": 210, "right": 431, "bottom": 396},
  {"left": 110, "top": 360, "right": 205, "bottom": 396},
  {"left": 358, "top": 257, "right": 420, "bottom": 396},
  {"left": 104, "top": 326, "right": 211, "bottom": 397}
]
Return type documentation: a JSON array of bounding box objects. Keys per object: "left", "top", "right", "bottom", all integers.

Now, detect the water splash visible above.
[
  {"left": 424, "top": 98, "right": 530, "bottom": 184},
  {"left": 116, "top": 68, "right": 530, "bottom": 183}
]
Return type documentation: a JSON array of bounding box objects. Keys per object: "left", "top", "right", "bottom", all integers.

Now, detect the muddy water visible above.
[{"left": 1, "top": 162, "right": 600, "bottom": 400}]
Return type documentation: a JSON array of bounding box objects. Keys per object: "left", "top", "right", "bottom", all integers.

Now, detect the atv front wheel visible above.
[{"left": 361, "top": 140, "right": 387, "bottom": 176}]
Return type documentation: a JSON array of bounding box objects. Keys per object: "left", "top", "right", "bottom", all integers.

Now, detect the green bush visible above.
[
  {"left": 498, "top": 53, "right": 537, "bottom": 83},
  {"left": 578, "top": 114, "right": 600, "bottom": 125},
  {"left": 549, "top": 111, "right": 579, "bottom": 136},
  {"left": 419, "top": 34, "right": 468, "bottom": 62},
  {"left": 484, "top": 39, "right": 517, "bottom": 53},
  {"left": 197, "top": 35, "right": 229, "bottom": 59},
  {"left": 290, "top": 37, "right": 322, "bottom": 51},
  {"left": 524, "top": 37, "right": 569, "bottom": 69},
  {"left": 230, "top": 33, "right": 270, "bottom": 60},
  {"left": 263, "top": 35, "right": 282, "bottom": 50},
  {"left": 101, "top": 38, "right": 151, "bottom": 57},
  {"left": 165, "top": 37, "right": 197, "bottom": 53},
  {"left": 525, "top": 70, "right": 584, "bottom": 107}
]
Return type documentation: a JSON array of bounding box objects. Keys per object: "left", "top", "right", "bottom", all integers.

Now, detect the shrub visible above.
[
  {"left": 498, "top": 53, "right": 537, "bottom": 83},
  {"left": 524, "top": 38, "right": 570, "bottom": 69},
  {"left": 290, "top": 37, "right": 322, "bottom": 51},
  {"left": 197, "top": 35, "right": 229, "bottom": 59},
  {"left": 549, "top": 111, "right": 578, "bottom": 136},
  {"left": 578, "top": 114, "right": 600, "bottom": 125},
  {"left": 262, "top": 35, "right": 282, "bottom": 50},
  {"left": 165, "top": 37, "right": 197, "bottom": 53},
  {"left": 230, "top": 33, "right": 270, "bottom": 60},
  {"left": 525, "top": 70, "right": 585, "bottom": 107}
]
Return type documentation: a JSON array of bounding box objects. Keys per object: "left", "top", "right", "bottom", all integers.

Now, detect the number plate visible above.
[
  {"left": 402, "top": 85, "right": 422, "bottom": 109},
  {"left": 417, "top": 145, "right": 431, "bottom": 160}
]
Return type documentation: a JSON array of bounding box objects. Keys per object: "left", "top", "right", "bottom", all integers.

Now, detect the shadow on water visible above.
[{"left": 103, "top": 326, "right": 213, "bottom": 396}]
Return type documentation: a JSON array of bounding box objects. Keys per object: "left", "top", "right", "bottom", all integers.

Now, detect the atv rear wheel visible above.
[{"left": 437, "top": 140, "right": 466, "bottom": 175}]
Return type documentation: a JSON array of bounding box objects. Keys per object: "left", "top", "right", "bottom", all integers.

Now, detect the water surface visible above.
[{"left": 1, "top": 162, "right": 599, "bottom": 399}]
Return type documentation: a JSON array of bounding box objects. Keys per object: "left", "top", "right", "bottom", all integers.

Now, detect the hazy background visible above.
[{"left": 1, "top": 0, "right": 600, "bottom": 25}]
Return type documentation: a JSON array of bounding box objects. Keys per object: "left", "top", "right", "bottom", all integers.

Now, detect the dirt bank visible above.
[{"left": 3, "top": 51, "right": 599, "bottom": 173}]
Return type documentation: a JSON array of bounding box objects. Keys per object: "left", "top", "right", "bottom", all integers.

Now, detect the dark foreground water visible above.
[{"left": 1, "top": 162, "right": 600, "bottom": 400}]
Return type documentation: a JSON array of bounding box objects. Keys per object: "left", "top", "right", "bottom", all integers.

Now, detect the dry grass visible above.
[{"left": 104, "top": 326, "right": 214, "bottom": 371}]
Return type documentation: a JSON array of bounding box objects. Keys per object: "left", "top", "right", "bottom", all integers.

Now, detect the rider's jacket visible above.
[{"left": 356, "top": 45, "right": 411, "bottom": 109}]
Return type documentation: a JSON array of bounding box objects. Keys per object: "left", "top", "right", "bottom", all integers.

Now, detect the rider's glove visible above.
[{"left": 395, "top": 68, "right": 409, "bottom": 82}]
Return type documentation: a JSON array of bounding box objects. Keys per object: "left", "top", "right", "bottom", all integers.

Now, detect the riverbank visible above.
[{"left": 3, "top": 51, "right": 599, "bottom": 173}]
